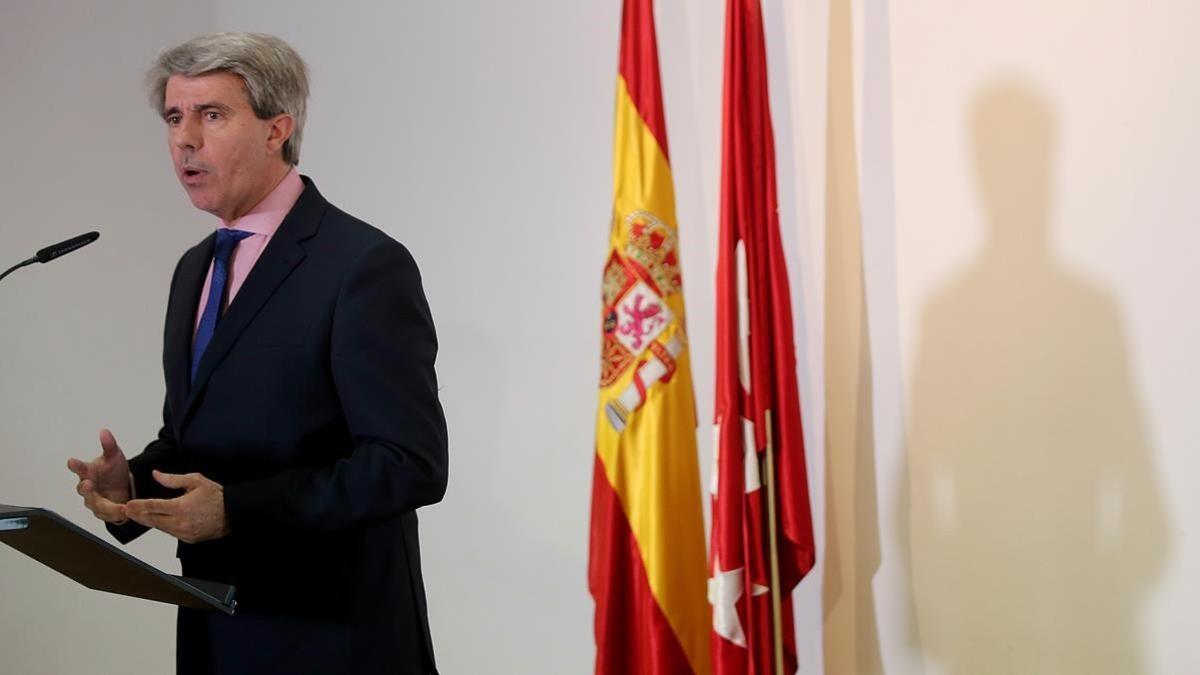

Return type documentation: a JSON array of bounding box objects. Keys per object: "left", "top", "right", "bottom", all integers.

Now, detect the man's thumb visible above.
[{"left": 99, "top": 428, "right": 123, "bottom": 460}]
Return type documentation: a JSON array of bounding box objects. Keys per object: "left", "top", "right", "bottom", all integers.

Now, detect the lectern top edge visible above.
[{"left": 0, "top": 504, "right": 236, "bottom": 615}]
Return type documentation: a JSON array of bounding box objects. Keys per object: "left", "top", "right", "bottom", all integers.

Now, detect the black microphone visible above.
[{"left": 0, "top": 231, "right": 100, "bottom": 284}]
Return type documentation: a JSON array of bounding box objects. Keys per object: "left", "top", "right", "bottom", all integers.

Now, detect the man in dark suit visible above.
[{"left": 65, "top": 33, "right": 447, "bottom": 675}]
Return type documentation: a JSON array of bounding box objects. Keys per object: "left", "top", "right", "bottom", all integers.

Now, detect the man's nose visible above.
[{"left": 173, "top": 117, "right": 202, "bottom": 151}]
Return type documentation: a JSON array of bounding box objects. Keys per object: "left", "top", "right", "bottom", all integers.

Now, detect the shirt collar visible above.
[{"left": 217, "top": 167, "right": 306, "bottom": 236}]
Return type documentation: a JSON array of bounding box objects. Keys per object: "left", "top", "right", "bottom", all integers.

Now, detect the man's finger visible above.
[
  {"left": 152, "top": 470, "right": 199, "bottom": 490},
  {"left": 127, "top": 508, "right": 165, "bottom": 529},
  {"left": 86, "top": 492, "right": 128, "bottom": 523},
  {"left": 66, "top": 458, "right": 90, "bottom": 480},
  {"left": 126, "top": 498, "right": 179, "bottom": 518},
  {"left": 99, "top": 428, "right": 122, "bottom": 460},
  {"left": 127, "top": 509, "right": 180, "bottom": 535}
]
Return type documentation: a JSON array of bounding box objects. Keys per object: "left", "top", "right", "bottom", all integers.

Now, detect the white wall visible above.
[
  {"left": 1, "top": 1, "right": 1196, "bottom": 674},
  {"left": 0, "top": 3, "right": 217, "bottom": 674},
  {"left": 865, "top": 0, "right": 1200, "bottom": 673}
]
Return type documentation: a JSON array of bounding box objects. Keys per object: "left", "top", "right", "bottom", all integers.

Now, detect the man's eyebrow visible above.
[
  {"left": 193, "top": 101, "right": 233, "bottom": 114},
  {"left": 161, "top": 102, "right": 234, "bottom": 120}
]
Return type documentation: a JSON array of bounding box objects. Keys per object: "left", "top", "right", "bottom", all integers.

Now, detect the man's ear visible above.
[{"left": 265, "top": 113, "right": 295, "bottom": 155}]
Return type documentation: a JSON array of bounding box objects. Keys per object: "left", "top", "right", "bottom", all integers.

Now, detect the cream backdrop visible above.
[{"left": 1, "top": 1, "right": 1196, "bottom": 674}]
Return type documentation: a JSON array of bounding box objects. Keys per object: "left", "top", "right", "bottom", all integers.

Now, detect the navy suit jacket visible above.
[{"left": 109, "top": 177, "right": 448, "bottom": 675}]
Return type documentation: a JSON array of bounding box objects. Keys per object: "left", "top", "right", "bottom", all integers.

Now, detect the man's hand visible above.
[
  {"left": 67, "top": 428, "right": 132, "bottom": 524},
  {"left": 124, "top": 470, "right": 231, "bottom": 544}
]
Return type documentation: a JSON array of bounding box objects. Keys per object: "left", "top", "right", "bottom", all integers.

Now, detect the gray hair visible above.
[{"left": 147, "top": 32, "right": 309, "bottom": 165}]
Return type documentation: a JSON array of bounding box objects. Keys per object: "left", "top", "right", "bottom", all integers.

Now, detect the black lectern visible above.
[{"left": 0, "top": 504, "right": 236, "bottom": 614}]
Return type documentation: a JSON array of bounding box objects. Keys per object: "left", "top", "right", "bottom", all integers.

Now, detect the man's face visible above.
[{"left": 163, "top": 72, "right": 285, "bottom": 221}]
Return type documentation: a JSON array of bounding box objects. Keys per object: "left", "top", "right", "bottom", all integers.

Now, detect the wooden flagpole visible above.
[{"left": 764, "top": 408, "right": 785, "bottom": 675}]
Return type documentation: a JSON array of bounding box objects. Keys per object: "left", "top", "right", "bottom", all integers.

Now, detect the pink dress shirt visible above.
[{"left": 193, "top": 169, "right": 306, "bottom": 337}]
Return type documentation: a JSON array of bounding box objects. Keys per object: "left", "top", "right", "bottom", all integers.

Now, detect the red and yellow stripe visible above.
[{"left": 589, "top": 2, "right": 711, "bottom": 674}]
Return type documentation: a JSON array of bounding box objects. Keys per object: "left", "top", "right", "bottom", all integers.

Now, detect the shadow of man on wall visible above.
[{"left": 903, "top": 79, "right": 1169, "bottom": 674}]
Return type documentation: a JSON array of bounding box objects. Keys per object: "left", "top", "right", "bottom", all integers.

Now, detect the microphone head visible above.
[{"left": 35, "top": 231, "right": 99, "bottom": 264}]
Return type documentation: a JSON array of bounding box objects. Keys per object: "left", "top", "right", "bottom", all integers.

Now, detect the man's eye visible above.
[
  {"left": 205, "top": 111, "right": 222, "bottom": 121},
  {"left": 166, "top": 115, "right": 181, "bottom": 125}
]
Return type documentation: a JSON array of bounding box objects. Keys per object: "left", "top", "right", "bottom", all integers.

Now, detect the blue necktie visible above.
[{"left": 192, "top": 228, "right": 253, "bottom": 384}]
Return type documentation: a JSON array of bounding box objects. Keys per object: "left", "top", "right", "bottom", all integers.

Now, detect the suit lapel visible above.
[
  {"left": 179, "top": 177, "right": 328, "bottom": 432},
  {"left": 164, "top": 235, "right": 213, "bottom": 439}
]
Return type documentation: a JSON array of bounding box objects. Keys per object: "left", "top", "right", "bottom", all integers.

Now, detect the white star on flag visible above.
[
  {"left": 711, "top": 421, "right": 722, "bottom": 497},
  {"left": 743, "top": 417, "right": 761, "bottom": 494},
  {"left": 711, "top": 416, "right": 762, "bottom": 496},
  {"left": 708, "top": 557, "right": 747, "bottom": 648}
]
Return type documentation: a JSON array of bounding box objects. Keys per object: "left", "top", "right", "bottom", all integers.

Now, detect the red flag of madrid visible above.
[{"left": 709, "top": 1, "right": 817, "bottom": 674}]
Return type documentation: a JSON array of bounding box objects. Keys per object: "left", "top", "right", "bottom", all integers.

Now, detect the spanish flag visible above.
[{"left": 589, "top": 1, "right": 711, "bottom": 674}]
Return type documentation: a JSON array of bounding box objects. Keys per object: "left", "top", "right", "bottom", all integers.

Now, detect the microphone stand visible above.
[{"left": 0, "top": 257, "right": 38, "bottom": 284}]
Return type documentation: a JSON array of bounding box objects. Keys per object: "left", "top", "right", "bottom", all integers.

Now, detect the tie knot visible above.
[
  {"left": 214, "top": 228, "right": 254, "bottom": 260},
  {"left": 216, "top": 228, "right": 254, "bottom": 245}
]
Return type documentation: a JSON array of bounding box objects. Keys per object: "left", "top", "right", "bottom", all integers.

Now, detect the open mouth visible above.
[{"left": 181, "top": 167, "right": 208, "bottom": 184}]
